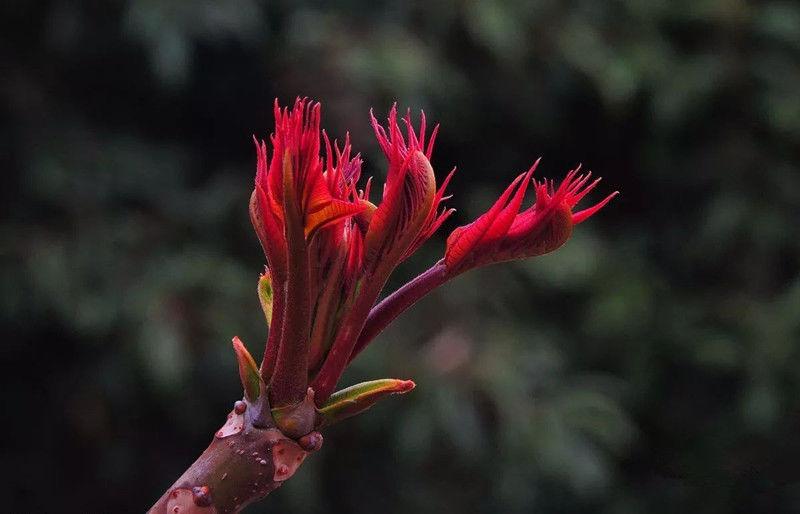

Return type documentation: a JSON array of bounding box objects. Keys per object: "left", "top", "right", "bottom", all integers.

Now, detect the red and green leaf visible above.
[
  {"left": 316, "top": 379, "right": 416, "bottom": 428},
  {"left": 232, "top": 336, "right": 262, "bottom": 402}
]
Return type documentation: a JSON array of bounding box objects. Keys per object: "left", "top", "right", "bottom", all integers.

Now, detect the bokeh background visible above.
[{"left": 3, "top": 1, "right": 800, "bottom": 512}]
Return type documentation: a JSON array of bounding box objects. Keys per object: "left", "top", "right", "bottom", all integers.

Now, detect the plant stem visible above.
[
  {"left": 149, "top": 408, "right": 312, "bottom": 514},
  {"left": 350, "top": 260, "right": 449, "bottom": 361}
]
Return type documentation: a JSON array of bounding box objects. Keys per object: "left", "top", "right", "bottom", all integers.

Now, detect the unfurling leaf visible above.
[
  {"left": 232, "top": 336, "right": 262, "bottom": 401},
  {"left": 316, "top": 379, "right": 415, "bottom": 428},
  {"left": 258, "top": 271, "right": 274, "bottom": 327}
]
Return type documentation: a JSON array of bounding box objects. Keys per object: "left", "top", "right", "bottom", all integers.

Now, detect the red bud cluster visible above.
[{"left": 236, "top": 98, "right": 616, "bottom": 433}]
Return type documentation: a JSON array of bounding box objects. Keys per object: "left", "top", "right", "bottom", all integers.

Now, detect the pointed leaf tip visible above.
[
  {"left": 316, "top": 378, "right": 416, "bottom": 428},
  {"left": 258, "top": 271, "right": 274, "bottom": 327},
  {"left": 232, "top": 336, "right": 262, "bottom": 401}
]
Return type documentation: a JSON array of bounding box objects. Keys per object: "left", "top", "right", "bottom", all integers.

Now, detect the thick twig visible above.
[{"left": 149, "top": 402, "right": 320, "bottom": 514}]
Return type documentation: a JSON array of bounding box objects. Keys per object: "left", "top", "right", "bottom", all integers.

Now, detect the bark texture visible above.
[{"left": 149, "top": 404, "right": 316, "bottom": 514}]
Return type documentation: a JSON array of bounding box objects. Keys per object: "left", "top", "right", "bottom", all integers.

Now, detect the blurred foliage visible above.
[{"left": 2, "top": 0, "right": 800, "bottom": 513}]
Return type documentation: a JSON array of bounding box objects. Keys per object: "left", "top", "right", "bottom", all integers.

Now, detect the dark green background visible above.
[{"left": 3, "top": 1, "right": 799, "bottom": 512}]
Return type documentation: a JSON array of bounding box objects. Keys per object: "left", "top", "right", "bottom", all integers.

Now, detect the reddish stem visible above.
[
  {"left": 349, "top": 260, "right": 449, "bottom": 362},
  {"left": 149, "top": 421, "right": 295, "bottom": 513},
  {"left": 269, "top": 158, "right": 312, "bottom": 408},
  {"left": 309, "top": 278, "right": 384, "bottom": 405},
  {"left": 260, "top": 284, "right": 284, "bottom": 382}
]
